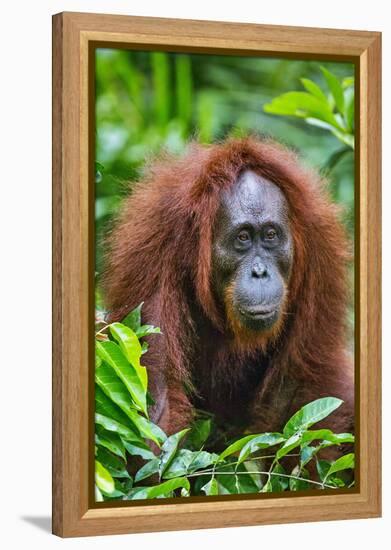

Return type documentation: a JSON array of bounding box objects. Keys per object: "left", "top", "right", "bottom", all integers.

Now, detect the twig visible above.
[
  {"left": 95, "top": 323, "right": 110, "bottom": 337},
  {"left": 186, "top": 469, "right": 337, "bottom": 490}
]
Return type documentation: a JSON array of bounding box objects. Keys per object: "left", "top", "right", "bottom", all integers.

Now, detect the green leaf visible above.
[
  {"left": 96, "top": 447, "right": 131, "bottom": 479},
  {"left": 162, "top": 449, "right": 196, "bottom": 478},
  {"left": 215, "top": 463, "right": 260, "bottom": 495},
  {"left": 218, "top": 434, "right": 261, "bottom": 462},
  {"left": 159, "top": 429, "right": 190, "bottom": 477},
  {"left": 96, "top": 361, "right": 156, "bottom": 442},
  {"left": 283, "top": 397, "right": 343, "bottom": 437},
  {"left": 276, "top": 432, "right": 302, "bottom": 460},
  {"left": 121, "top": 303, "right": 143, "bottom": 332},
  {"left": 201, "top": 477, "right": 219, "bottom": 496},
  {"left": 134, "top": 458, "right": 160, "bottom": 482},
  {"left": 324, "top": 453, "right": 355, "bottom": 481},
  {"left": 189, "top": 450, "right": 218, "bottom": 473},
  {"left": 264, "top": 91, "right": 343, "bottom": 131},
  {"left": 162, "top": 449, "right": 218, "bottom": 479},
  {"left": 320, "top": 66, "right": 345, "bottom": 113},
  {"left": 96, "top": 361, "right": 142, "bottom": 421},
  {"left": 109, "top": 323, "right": 147, "bottom": 391},
  {"left": 96, "top": 340, "right": 147, "bottom": 415},
  {"left": 95, "top": 412, "right": 141, "bottom": 442},
  {"left": 301, "top": 429, "right": 354, "bottom": 447},
  {"left": 95, "top": 425, "right": 126, "bottom": 459},
  {"left": 300, "top": 78, "right": 328, "bottom": 102},
  {"left": 125, "top": 409, "right": 166, "bottom": 446},
  {"left": 237, "top": 433, "right": 285, "bottom": 465},
  {"left": 95, "top": 385, "right": 131, "bottom": 427},
  {"left": 186, "top": 419, "right": 212, "bottom": 450},
  {"left": 127, "top": 477, "right": 190, "bottom": 500},
  {"left": 122, "top": 438, "right": 156, "bottom": 460},
  {"left": 95, "top": 460, "right": 115, "bottom": 494}
]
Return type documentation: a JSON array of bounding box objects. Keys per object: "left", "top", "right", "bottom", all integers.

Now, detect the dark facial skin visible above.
[{"left": 212, "top": 170, "right": 293, "bottom": 332}]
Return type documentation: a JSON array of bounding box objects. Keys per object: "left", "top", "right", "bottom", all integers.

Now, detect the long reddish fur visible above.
[{"left": 102, "top": 137, "right": 354, "bottom": 438}]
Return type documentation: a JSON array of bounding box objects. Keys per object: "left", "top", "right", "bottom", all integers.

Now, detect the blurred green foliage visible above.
[{"left": 95, "top": 49, "right": 355, "bottom": 342}]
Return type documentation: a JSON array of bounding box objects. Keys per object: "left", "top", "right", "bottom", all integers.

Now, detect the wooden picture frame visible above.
[{"left": 52, "top": 11, "right": 381, "bottom": 537}]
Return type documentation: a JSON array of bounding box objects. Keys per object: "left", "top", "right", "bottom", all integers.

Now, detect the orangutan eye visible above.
[
  {"left": 264, "top": 228, "right": 277, "bottom": 241},
  {"left": 237, "top": 230, "right": 251, "bottom": 242}
]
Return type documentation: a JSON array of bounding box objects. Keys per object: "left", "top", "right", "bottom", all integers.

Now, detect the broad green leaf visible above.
[
  {"left": 109, "top": 323, "right": 147, "bottom": 391},
  {"left": 321, "top": 66, "right": 345, "bottom": 113},
  {"left": 122, "top": 439, "right": 156, "bottom": 460},
  {"left": 96, "top": 361, "right": 141, "bottom": 420},
  {"left": 264, "top": 92, "right": 344, "bottom": 131},
  {"left": 95, "top": 412, "right": 141, "bottom": 442},
  {"left": 162, "top": 449, "right": 218, "bottom": 479},
  {"left": 283, "top": 397, "right": 343, "bottom": 437},
  {"left": 159, "top": 429, "right": 190, "bottom": 477},
  {"left": 189, "top": 450, "right": 218, "bottom": 473},
  {"left": 126, "top": 409, "right": 166, "bottom": 446},
  {"left": 95, "top": 385, "right": 131, "bottom": 427},
  {"left": 95, "top": 460, "right": 115, "bottom": 494},
  {"left": 96, "top": 447, "right": 130, "bottom": 479},
  {"left": 127, "top": 477, "right": 190, "bottom": 500},
  {"left": 162, "top": 449, "right": 197, "bottom": 479},
  {"left": 237, "top": 433, "right": 285, "bottom": 465},
  {"left": 121, "top": 303, "right": 143, "bottom": 332},
  {"left": 215, "top": 463, "right": 260, "bottom": 495},
  {"left": 324, "top": 453, "right": 355, "bottom": 481},
  {"left": 218, "top": 434, "right": 261, "bottom": 462},
  {"left": 185, "top": 418, "right": 212, "bottom": 450},
  {"left": 201, "top": 477, "right": 219, "bottom": 496},
  {"left": 276, "top": 432, "right": 302, "bottom": 460},
  {"left": 96, "top": 340, "right": 147, "bottom": 415},
  {"left": 186, "top": 419, "right": 211, "bottom": 450},
  {"left": 96, "top": 361, "right": 154, "bottom": 441},
  {"left": 301, "top": 429, "right": 354, "bottom": 447},
  {"left": 300, "top": 78, "right": 328, "bottom": 102},
  {"left": 134, "top": 458, "right": 160, "bottom": 482},
  {"left": 95, "top": 425, "right": 126, "bottom": 459}
]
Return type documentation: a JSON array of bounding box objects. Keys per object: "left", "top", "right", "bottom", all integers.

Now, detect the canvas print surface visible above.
[{"left": 94, "top": 49, "right": 355, "bottom": 502}]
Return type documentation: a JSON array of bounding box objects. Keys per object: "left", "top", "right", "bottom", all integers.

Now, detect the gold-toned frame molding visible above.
[{"left": 52, "top": 11, "right": 381, "bottom": 538}]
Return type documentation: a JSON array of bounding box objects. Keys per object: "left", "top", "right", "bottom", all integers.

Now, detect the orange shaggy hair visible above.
[{"left": 102, "top": 136, "right": 353, "bottom": 437}]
